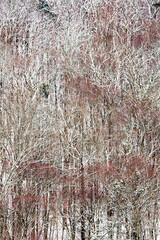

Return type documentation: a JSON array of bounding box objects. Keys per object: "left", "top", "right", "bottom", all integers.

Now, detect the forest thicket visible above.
[{"left": 0, "top": 0, "right": 160, "bottom": 239}]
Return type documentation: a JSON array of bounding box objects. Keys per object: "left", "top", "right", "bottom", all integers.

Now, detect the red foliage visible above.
[
  {"left": 115, "top": 96, "right": 160, "bottom": 130},
  {"left": 88, "top": 1, "right": 159, "bottom": 53},
  {"left": 21, "top": 192, "right": 39, "bottom": 207},
  {"left": 20, "top": 162, "right": 60, "bottom": 180},
  {"left": 64, "top": 74, "right": 121, "bottom": 106},
  {"left": 59, "top": 153, "right": 159, "bottom": 201},
  {"left": 59, "top": 163, "right": 110, "bottom": 201},
  {"left": 131, "top": 19, "right": 160, "bottom": 48},
  {"left": 13, "top": 190, "right": 39, "bottom": 210}
]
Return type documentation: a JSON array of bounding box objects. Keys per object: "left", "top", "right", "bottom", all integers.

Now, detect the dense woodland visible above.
[{"left": 0, "top": 0, "right": 160, "bottom": 239}]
